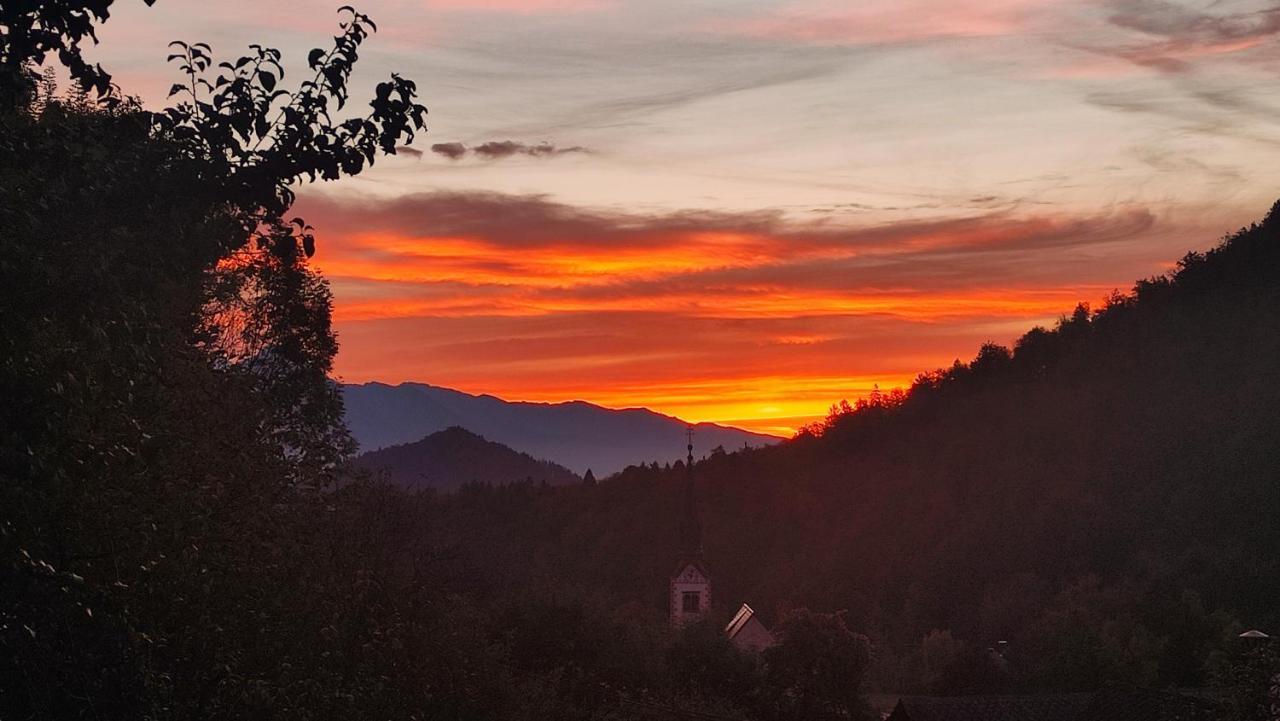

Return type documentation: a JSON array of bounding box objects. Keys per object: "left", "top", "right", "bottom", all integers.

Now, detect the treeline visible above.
[
  {"left": 351, "top": 426, "right": 582, "bottom": 491},
  {"left": 6, "top": 4, "right": 1280, "bottom": 719},
  {"left": 0, "top": 5, "right": 874, "bottom": 720},
  {"left": 420, "top": 201, "right": 1280, "bottom": 702}
]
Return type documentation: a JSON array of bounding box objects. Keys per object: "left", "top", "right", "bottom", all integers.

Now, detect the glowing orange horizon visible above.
[{"left": 305, "top": 194, "right": 1184, "bottom": 437}]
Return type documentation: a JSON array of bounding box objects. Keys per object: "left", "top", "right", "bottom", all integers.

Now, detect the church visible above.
[{"left": 668, "top": 431, "right": 774, "bottom": 652}]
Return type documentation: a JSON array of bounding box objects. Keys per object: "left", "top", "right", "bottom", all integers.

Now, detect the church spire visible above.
[
  {"left": 678, "top": 425, "right": 703, "bottom": 558},
  {"left": 671, "top": 425, "right": 710, "bottom": 624}
]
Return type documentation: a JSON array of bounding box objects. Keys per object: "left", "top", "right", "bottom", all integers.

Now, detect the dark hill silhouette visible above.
[
  {"left": 341, "top": 382, "right": 781, "bottom": 475},
  {"left": 352, "top": 426, "right": 580, "bottom": 492},
  {"left": 423, "top": 201, "right": 1280, "bottom": 696}
]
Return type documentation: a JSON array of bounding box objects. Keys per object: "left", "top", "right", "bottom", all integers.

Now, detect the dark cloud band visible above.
[{"left": 430, "top": 140, "right": 589, "bottom": 161}]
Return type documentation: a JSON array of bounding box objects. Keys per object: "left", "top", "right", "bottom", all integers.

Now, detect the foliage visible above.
[
  {"left": 0, "top": 4, "right": 432, "bottom": 718},
  {"left": 416, "top": 201, "right": 1280, "bottom": 698},
  {"left": 0, "top": 0, "right": 152, "bottom": 107},
  {"left": 7, "top": 2, "right": 1280, "bottom": 716},
  {"left": 1212, "top": 638, "right": 1280, "bottom": 721},
  {"left": 759, "top": 609, "right": 874, "bottom": 721}
]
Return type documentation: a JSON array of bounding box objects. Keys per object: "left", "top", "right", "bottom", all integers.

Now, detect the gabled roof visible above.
[
  {"left": 724, "top": 603, "right": 758, "bottom": 638},
  {"left": 670, "top": 558, "right": 710, "bottom": 579}
]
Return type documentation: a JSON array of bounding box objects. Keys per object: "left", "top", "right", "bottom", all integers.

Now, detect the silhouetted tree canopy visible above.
[{"left": 5, "top": 2, "right": 1280, "bottom": 717}]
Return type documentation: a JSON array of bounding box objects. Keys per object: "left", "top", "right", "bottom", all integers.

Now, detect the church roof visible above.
[{"left": 670, "top": 558, "right": 710, "bottom": 579}]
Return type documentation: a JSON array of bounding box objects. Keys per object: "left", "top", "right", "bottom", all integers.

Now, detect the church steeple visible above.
[
  {"left": 670, "top": 426, "right": 710, "bottom": 624},
  {"left": 678, "top": 426, "right": 703, "bottom": 558}
]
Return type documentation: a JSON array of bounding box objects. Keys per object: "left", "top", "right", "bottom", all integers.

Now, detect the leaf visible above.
[
  {"left": 308, "top": 48, "right": 325, "bottom": 69},
  {"left": 168, "top": 83, "right": 186, "bottom": 97},
  {"left": 258, "top": 70, "right": 276, "bottom": 92}
]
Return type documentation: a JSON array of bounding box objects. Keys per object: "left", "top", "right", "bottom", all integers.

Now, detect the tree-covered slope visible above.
[
  {"left": 353, "top": 426, "right": 581, "bottom": 491},
  {"left": 430, "top": 202, "right": 1280, "bottom": 694},
  {"left": 342, "top": 381, "right": 781, "bottom": 475}
]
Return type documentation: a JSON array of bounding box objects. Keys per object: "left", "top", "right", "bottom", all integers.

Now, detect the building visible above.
[
  {"left": 670, "top": 431, "right": 711, "bottom": 624},
  {"left": 667, "top": 431, "right": 776, "bottom": 652},
  {"left": 724, "top": 603, "right": 775, "bottom": 653}
]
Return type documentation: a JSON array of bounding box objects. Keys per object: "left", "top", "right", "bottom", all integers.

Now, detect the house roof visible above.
[{"left": 724, "top": 603, "right": 758, "bottom": 638}]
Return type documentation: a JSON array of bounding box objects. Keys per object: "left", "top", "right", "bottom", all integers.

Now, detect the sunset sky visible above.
[{"left": 91, "top": 0, "right": 1280, "bottom": 434}]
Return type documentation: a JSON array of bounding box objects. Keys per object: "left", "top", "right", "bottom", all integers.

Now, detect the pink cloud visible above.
[
  {"left": 422, "top": 0, "right": 611, "bottom": 13},
  {"left": 711, "top": 0, "right": 1048, "bottom": 46}
]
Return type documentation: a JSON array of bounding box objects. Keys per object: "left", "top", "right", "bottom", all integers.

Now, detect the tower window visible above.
[{"left": 682, "top": 591, "right": 701, "bottom": 613}]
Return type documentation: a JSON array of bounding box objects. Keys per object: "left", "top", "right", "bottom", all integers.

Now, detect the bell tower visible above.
[{"left": 670, "top": 427, "right": 711, "bottom": 624}]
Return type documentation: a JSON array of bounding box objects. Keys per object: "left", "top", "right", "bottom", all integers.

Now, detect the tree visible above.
[
  {"left": 760, "top": 609, "right": 875, "bottom": 721},
  {"left": 0, "top": 5, "right": 429, "bottom": 717},
  {"left": 0, "top": 0, "right": 152, "bottom": 108},
  {"left": 1213, "top": 637, "right": 1280, "bottom": 721}
]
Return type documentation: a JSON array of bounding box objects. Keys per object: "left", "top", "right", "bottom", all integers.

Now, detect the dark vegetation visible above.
[
  {"left": 353, "top": 426, "right": 581, "bottom": 491},
  {"left": 439, "top": 203, "right": 1280, "bottom": 705},
  {"left": 2, "top": 3, "right": 1278, "bottom": 720},
  {"left": 0, "top": 4, "right": 872, "bottom": 720}
]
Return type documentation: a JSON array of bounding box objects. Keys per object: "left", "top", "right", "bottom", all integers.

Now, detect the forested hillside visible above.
[
  {"left": 342, "top": 381, "right": 780, "bottom": 475},
  {"left": 5, "top": 4, "right": 1280, "bottom": 719},
  {"left": 427, "top": 204, "right": 1280, "bottom": 695},
  {"left": 353, "top": 426, "right": 581, "bottom": 491},
  {"left": 1, "top": 8, "right": 877, "bottom": 720}
]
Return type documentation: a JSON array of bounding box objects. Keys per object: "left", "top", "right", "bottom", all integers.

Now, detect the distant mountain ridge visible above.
[
  {"left": 341, "top": 382, "right": 781, "bottom": 476},
  {"left": 351, "top": 427, "right": 580, "bottom": 492}
]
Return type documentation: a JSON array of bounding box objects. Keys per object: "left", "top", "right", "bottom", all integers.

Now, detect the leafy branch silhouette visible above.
[{"left": 155, "top": 6, "right": 428, "bottom": 255}]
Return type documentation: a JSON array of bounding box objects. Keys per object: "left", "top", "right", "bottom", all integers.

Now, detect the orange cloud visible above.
[{"left": 296, "top": 191, "right": 1171, "bottom": 431}]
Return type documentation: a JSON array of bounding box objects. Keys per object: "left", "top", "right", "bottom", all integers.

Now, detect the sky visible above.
[{"left": 87, "top": 0, "right": 1280, "bottom": 435}]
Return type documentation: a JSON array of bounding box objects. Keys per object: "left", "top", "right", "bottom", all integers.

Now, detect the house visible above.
[
  {"left": 667, "top": 431, "right": 774, "bottom": 652},
  {"left": 725, "top": 603, "right": 775, "bottom": 653}
]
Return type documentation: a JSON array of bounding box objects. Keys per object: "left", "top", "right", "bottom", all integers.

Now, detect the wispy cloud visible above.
[
  {"left": 429, "top": 140, "right": 590, "bottom": 160},
  {"left": 1096, "top": 0, "right": 1280, "bottom": 72},
  {"left": 423, "top": 0, "right": 612, "bottom": 14},
  {"left": 709, "top": 0, "right": 1045, "bottom": 46}
]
